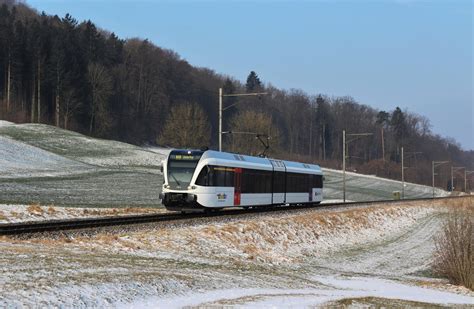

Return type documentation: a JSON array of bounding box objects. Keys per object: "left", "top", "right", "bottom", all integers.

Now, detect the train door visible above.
[
  {"left": 234, "top": 168, "right": 242, "bottom": 206},
  {"left": 270, "top": 160, "right": 285, "bottom": 205}
]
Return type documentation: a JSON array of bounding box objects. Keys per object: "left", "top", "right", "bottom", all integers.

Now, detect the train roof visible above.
[{"left": 191, "top": 150, "right": 322, "bottom": 175}]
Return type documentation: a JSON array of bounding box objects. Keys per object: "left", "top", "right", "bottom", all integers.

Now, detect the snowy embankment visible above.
[
  {"left": 0, "top": 204, "right": 166, "bottom": 224},
  {"left": 90, "top": 199, "right": 463, "bottom": 267},
  {"left": 1, "top": 197, "right": 472, "bottom": 307}
]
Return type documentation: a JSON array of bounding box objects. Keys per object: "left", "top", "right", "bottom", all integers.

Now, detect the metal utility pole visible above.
[
  {"left": 465, "top": 170, "right": 474, "bottom": 193},
  {"left": 401, "top": 147, "right": 404, "bottom": 199},
  {"left": 219, "top": 88, "right": 223, "bottom": 152},
  {"left": 218, "top": 87, "right": 267, "bottom": 152},
  {"left": 432, "top": 161, "right": 449, "bottom": 197},
  {"left": 343, "top": 130, "right": 346, "bottom": 203},
  {"left": 451, "top": 166, "right": 464, "bottom": 192},
  {"left": 401, "top": 148, "right": 422, "bottom": 199},
  {"left": 322, "top": 124, "right": 326, "bottom": 161},
  {"left": 342, "top": 130, "right": 373, "bottom": 202},
  {"left": 381, "top": 128, "right": 385, "bottom": 162}
]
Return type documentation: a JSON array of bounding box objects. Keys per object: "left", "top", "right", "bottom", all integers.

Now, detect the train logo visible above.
[{"left": 216, "top": 193, "right": 227, "bottom": 201}]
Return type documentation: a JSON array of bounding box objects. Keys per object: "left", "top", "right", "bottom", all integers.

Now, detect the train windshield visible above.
[{"left": 167, "top": 152, "right": 202, "bottom": 189}]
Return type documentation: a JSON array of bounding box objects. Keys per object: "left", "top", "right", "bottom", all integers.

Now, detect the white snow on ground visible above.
[
  {"left": 97, "top": 201, "right": 442, "bottom": 266},
  {"left": 322, "top": 167, "right": 449, "bottom": 200},
  {"left": 0, "top": 204, "right": 165, "bottom": 223},
  {"left": 0, "top": 123, "right": 166, "bottom": 168},
  {"left": 0, "top": 120, "right": 14, "bottom": 127},
  {"left": 0, "top": 135, "right": 93, "bottom": 178},
  {"left": 1, "top": 198, "right": 472, "bottom": 307},
  {"left": 125, "top": 276, "right": 474, "bottom": 308}
]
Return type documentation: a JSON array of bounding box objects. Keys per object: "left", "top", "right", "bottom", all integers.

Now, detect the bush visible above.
[{"left": 432, "top": 209, "right": 473, "bottom": 290}]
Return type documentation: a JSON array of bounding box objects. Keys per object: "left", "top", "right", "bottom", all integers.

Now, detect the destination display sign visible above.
[{"left": 170, "top": 154, "right": 202, "bottom": 161}]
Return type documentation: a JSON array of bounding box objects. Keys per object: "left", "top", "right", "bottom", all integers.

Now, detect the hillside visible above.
[
  {"left": 323, "top": 168, "right": 447, "bottom": 201},
  {"left": 0, "top": 121, "right": 162, "bottom": 168},
  {"left": 0, "top": 122, "right": 447, "bottom": 208},
  {"left": 0, "top": 122, "right": 165, "bottom": 207}
]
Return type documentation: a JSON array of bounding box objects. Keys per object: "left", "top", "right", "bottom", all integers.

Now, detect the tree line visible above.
[{"left": 0, "top": 1, "right": 472, "bottom": 190}]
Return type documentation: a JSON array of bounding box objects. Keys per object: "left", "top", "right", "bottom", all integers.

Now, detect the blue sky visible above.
[{"left": 28, "top": 0, "right": 473, "bottom": 150}]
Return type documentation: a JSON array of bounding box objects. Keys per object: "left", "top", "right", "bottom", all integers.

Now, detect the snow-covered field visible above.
[
  {"left": 0, "top": 122, "right": 448, "bottom": 208},
  {"left": 1, "top": 197, "right": 472, "bottom": 307},
  {"left": 0, "top": 123, "right": 166, "bottom": 207},
  {"left": 0, "top": 122, "right": 163, "bottom": 168},
  {"left": 322, "top": 167, "right": 449, "bottom": 201},
  {"left": 0, "top": 135, "right": 93, "bottom": 179}
]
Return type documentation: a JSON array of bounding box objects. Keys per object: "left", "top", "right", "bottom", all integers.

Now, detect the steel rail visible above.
[{"left": 0, "top": 196, "right": 469, "bottom": 236}]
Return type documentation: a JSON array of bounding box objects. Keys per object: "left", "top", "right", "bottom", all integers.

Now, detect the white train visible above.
[{"left": 160, "top": 149, "right": 323, "bottom": 211}]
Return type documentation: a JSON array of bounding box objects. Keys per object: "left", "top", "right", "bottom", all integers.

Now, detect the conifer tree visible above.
[{"left": 245, "top": 71, "right": 262, "bottom": 92}]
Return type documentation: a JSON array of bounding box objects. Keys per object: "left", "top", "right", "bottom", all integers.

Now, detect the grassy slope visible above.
[
  {"left": 0, "top": 122, "right": 447, "bottom": 207},
  {"left": 0, "top": 123, "right": 162, "bottom": 168},
  {"left": 0, "top": 123, "right": 165, "bottom": 207},
  {"left": 323, "top": 168, "right": 448, "bottom": 201}
]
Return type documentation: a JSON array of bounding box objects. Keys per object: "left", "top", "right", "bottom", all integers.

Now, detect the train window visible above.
[
  {"left": 196, "top": 166, "right": 210, "bottom": 186},
  {"left": 262, "top": 172, "right": 271, "bottom": 193},
  {"left": 204, "top": 166, "right": 239, "bottom": 186},
  {"left": 241, "top": 168, "right": 272, "bottom": 193},
  {"left": 285, "top": 173, "right": 312, "bottom": 192},
  {"left": 265, "top": 173, "right": 272, "bottom": 193},
  {"left": 241, "top": 169, "right": 252, "bottom": 193},
  {"left": 286, "top": 174, "right": 293, "bottom": 192},
  {"left": 226, "top": 169, "right": 235, "bottom": 187},
  {"left": 274, "top": 171, "right": 285, "bottom": 193},
  {"left": 196, "top": 165, "right": 236, "bottom": 187},
  {"left": 313, "top": 175, "right": 323, "bottom": 188},
  {"left": 215, "top": 168, "right": 226, "bottom": 186}
]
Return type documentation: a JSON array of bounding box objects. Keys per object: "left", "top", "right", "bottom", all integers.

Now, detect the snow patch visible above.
[
  {"left": 0, "top": 204, "right": 165, "bottom": 224},
  {"left": 0, "top": 135, "right": 92, "bottom": 178},
  {"left": 123, "top": 276, "right": 474, "bottom": 308},
  {"left": 0, "top": 120, "right": 14, "bottom": 127}
]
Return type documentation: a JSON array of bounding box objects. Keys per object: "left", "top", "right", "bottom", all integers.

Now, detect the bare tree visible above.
[
  {"left": 158, "top": 102, "right": 210, "bottom": 148},
  {"left": 229, "top": 110, "right": 280, "bottom": 156},
  {"left": 88, "top": 62, "right": 112, "bottom": 135},
  {"left": 61, "top": 88, "right": 81, "bottom": 130}
]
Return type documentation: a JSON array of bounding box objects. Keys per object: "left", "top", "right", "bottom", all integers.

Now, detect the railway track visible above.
[{"left": 0, "top": 195, "right": 469, "bottom": 236}]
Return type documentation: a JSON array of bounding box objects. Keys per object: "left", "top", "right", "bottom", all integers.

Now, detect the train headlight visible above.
[
  {"left": 187, "top": 185, "right": 196, "bottom": 190},
  {"left": 164, "top": 184, "right": 170, "bottom": 189}
]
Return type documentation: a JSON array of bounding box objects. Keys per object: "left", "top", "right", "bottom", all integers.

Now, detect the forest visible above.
[{"left": 0, "top": 0, "right": 472, "bottom": 190}]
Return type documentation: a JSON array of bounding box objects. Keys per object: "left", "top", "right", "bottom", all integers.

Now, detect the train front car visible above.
[
  {"left": 161, "top": 149, "right": 323, "bottom": 212},
  {"left": 161, "top": 149, "right": 204, "bottom": 211}
]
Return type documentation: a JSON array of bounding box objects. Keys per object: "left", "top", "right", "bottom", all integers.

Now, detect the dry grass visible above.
[
  {"left": 9, "top": 211, "right": 22, "bottom": 219},
  {"left": 47, "top": 206, "right": 57, "bottom": 215},
  {"left": 432, "top": 206, "right": 473, "bottom": 290},
  {"left": 27, "top": 203, "right": 44, "bottom": 216},
  {"left": 0, "top": 210, "right": 7, "bottom": 221}
]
